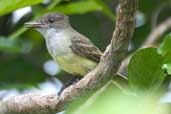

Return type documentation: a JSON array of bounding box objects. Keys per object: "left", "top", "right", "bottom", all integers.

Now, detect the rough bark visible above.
[{"left": 0, "top": 0, "right": 138, "bottom": 114}]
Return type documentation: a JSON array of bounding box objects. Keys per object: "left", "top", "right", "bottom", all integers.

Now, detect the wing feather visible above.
[{"left": 70, "top": 36, "right": 102, "bottom": 62}]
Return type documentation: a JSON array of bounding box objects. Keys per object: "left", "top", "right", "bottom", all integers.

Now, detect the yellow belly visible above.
[{"left": 54, "top": 54, "right": 97, "bottom": 76}]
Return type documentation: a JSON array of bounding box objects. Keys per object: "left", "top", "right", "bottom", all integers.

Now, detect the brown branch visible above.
[
  {"left": 0, "top": 0, "right": 138, "bottom": 114},
  {"left": 119, "top": 17, "right": 171, "bottom": 74},
  {"left": 0, "top": 93, "right": 59, "bottom": 114}
]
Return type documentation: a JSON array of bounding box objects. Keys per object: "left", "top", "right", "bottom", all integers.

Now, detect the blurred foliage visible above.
[
  {"left": 158, "top": 34, "right": 171, "bottom": 56},
  {"left": 47, "top": 0, "right": 62, "bottom": 10},
  {"left": 163, "top": 63, "right": 171, "bottom": 75},
  {"left": 67, "top": 82, "right": 170, "bottom": 114},
  {"left": 0, "top": 0, "right": 43, "bottom": 16},
  {"left": 51, "top": 0, "right": 115, "bottom": 21},
  {"left": 0, "top": 37, "right": 23, "bottom": 53},
  {"left": 158, "top": 34, "right": 171, "bottom": 75},
  {"left": 0, "top": 0, "right": 171, "bottom": 113}
]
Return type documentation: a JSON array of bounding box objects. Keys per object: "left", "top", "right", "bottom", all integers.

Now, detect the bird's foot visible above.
[{"left": 58, "top": 75, "right": 82, "bottom": 96}]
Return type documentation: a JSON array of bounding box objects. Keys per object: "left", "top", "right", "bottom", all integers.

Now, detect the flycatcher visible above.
[{"left": 25, "top": 12, "right": 102, "bottom": 76}]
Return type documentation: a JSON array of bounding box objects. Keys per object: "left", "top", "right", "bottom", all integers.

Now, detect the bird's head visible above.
[{"left": 24, "top": 12, "right": 70, "bottom": 33}]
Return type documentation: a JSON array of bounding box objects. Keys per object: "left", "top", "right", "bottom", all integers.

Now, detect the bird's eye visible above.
[{"left": 49, "top": 18, "right": 54, "bottom": 23}]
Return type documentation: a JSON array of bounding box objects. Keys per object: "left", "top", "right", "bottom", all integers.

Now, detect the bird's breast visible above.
[
  {"left": 45, "top": 30, "right": 72, "bottom": 57},
  {"left": 43, "top": 29, "right": 97, "bottom": 76}
]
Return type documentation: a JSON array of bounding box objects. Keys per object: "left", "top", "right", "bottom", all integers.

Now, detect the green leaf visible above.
[
  {"left": 50, "top": 0, "right": 115, "bottom": 21},
  {"left": 158, "top": 34, "right": 171, "bottom": 56},
  {"left": 161, "top": 53, "right": 171, "bottom": 75},
  {"left": 93, "top": 0, "right": 115, "bottom": 21},
  {"left": 9, "top": 27, "right": 28, "bottom": 40},
  {"left": 158, "top": 34, "right": 171, "bottom": 75},
  {"left": 128, "top": 48, "right": 166, "bottom": 93},
  {"left": 50, "top": 1, "right": 103, "bottom": 15},
  {"left": 0, "top": 37, "right": 32, "bottom": 53},
  {"left": 162, "top": 63, "right": 171, "bottom": 75},
  {"left": 47, "top": 0, "right": 63, "bottom": 10},
  {"left": 0, "top": 37, "right": 22, "bottom": 53},
  {"left": 0, "top": 0, "right": 43, "bottom": 16},
  {"left": 0, "top": 56, "right": 46, "bottom": 89}
]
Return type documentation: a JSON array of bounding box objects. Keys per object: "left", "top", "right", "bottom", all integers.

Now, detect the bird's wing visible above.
[{"left": 70, "top": 35, "right": 102, "bottom": 62}]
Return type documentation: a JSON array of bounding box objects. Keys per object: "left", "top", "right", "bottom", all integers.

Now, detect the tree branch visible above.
[{"left": 0, "top": 0, "right": 138, "bottom": 114}]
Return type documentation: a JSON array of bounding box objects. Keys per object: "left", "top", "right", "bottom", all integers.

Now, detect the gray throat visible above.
[{"left": 39, "top": 27, "right": 73, "bottom": 58}]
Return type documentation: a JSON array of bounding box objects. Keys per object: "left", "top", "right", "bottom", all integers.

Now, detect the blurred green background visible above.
[{"left": 0, "top": 0, "right": 171, "bottom": 107}]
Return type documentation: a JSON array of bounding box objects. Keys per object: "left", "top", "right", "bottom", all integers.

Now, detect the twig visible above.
[
  {"left": 0, "top": 0, "right": 137, "bottom": 114},
  {"left": 141, "top": 17, "right": 171, "bottom": 48}
]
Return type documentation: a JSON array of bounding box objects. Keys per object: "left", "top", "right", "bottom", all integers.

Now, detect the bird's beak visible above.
[{"left": 24, "top": 21, "right": 47, "bottom": 28}]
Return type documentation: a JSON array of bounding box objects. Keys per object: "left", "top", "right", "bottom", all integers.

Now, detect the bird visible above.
[{"left": 25, "top": 12, "right": 102, "bottom": 76}]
